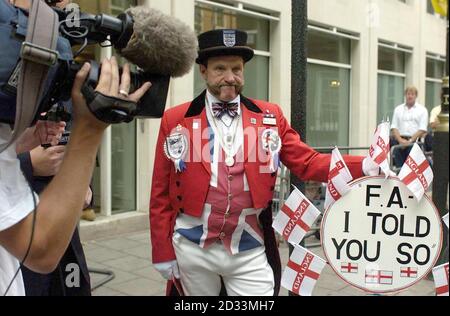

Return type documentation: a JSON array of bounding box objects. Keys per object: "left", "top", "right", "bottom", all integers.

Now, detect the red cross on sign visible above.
[
  {"left": 400, "top": 267, "right": 418, "bottom": 278},
  {"left": 341, "top": 262, "right": 358, "bottom": 273}
]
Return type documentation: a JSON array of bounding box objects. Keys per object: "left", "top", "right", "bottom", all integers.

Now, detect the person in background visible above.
[{"left": 390, "top": 86, "right": 428, "bottom": 168}]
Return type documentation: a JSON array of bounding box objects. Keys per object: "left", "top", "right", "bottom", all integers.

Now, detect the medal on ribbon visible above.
[
  {"left": 164, "top": 125, "right": 189, "bottom": 173},
  {"left": 261, "top": 129, "right": 282, "bottom": 172}
]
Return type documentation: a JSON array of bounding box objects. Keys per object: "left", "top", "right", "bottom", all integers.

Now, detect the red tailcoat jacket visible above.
[{"left": 150, "top": 91, "right": 365, "bottom": 295}]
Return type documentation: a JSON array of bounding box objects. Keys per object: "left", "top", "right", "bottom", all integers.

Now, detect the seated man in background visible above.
[{"left": 390, "top": 86, "right": 428, "bottom": 168}]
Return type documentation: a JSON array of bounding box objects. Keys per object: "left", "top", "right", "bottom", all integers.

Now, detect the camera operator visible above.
[
  {"left": 17, "top": 105, "right": 95, "bottom": 296},
  {"left": 0, "top": 0, "right": 151, "bottom": 296}
]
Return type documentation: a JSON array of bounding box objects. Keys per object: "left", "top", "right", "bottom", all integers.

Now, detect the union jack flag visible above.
[{"left": 175, "top": 143, "right": 264, "bottom": 254}]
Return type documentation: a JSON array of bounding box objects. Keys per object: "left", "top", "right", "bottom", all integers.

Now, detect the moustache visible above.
[{"left": 218, "top": 84, "right": 242, "bottom": 88}]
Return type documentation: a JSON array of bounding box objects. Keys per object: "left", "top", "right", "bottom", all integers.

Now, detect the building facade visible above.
[{"left": 73, "top": 0, "right": 447, "bottom": 238}]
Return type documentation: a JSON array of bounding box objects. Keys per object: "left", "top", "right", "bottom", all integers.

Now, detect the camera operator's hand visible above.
[
  {"left": 30, "top": 145, "right": 66, "bottom": 177},
  {"left": 71, "top": 57, "right": 151, "bottom": 130},
  {"left": 16, "top": 120, "right": 66, "bottom": 154},
  {"left": 102, "top": 59, "right": 152, "bottom": 103}
]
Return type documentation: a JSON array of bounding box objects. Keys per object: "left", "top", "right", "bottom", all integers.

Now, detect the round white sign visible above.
[{"left": 321, "top": 176, "right": 443, "bottom": 294}]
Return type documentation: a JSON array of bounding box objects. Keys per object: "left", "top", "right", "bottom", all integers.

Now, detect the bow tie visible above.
[{"left": 211, "top": 102, "right": 239, "bottom": 118}]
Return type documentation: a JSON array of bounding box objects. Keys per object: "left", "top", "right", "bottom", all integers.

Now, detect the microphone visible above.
[
  {"left": 119, "top": 6, "right": 198, "bottom": 78},
  {"left": 58, "top": 5, "right": 198, "bottom": 78}
]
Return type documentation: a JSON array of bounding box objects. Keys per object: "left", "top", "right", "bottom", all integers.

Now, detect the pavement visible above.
[{"left": 82, "top": 230, "right": 436, "bottom": 296}]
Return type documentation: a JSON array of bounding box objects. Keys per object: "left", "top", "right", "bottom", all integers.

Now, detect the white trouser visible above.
[{"left": 172, "top": 233, "right": 274, "bottom": 296}]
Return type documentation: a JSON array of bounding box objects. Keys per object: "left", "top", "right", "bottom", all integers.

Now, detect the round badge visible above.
[
  {"left": 164, "top": 133, "right": 188, "bottom": 161},
  {"left": 261, "top": 129, "right": 282, "bottom": 153}
]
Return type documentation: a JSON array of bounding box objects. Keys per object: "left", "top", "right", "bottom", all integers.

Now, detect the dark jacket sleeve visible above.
[{"left": 17, "top": 151, "right": 34, "bottom": 184}]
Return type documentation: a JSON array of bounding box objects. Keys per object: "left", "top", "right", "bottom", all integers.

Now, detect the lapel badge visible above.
[
  {"left": 263, "top": 113, "right": 277, "bottom": 126},
  {"left": 250, "top": 118, "right": 257, "bottom": 125}
]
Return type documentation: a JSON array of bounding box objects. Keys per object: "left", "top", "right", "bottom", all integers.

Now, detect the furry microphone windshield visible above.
[{"left": 119, "top": 6, "right": 198, "bottom": 78}]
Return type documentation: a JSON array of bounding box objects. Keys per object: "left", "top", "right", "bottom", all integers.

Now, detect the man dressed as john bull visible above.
[{"left": 149, "top": 29, "right": 374, "bottom": 296}]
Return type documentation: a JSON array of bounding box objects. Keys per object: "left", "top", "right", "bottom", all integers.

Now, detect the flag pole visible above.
[
  {"left": 290, "top": 0, "right": 308, "bottom": 296},
  {"left": 431, "top": 0, "right": 449, "bottom": 266}
]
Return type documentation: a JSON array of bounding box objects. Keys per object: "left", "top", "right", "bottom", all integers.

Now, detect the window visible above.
[
  {"left": 377, "top": 43, "right": 411, "bottom": 122},
  {"left": 306, "top": 28, "right": 353, "bottom": 147},
  {"left": 425, "top": 55, "right": 445, "bottom": 113},
  {"left": 194, "top": 1, "right": 272, "bottom": 100}
]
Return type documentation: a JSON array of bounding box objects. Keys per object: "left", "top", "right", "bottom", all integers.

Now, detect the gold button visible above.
[
  {"left": 228, "top": 194, "right": 233, "bottom": 201},
  {"left": 225, "top": 213, "right": 230, "bottom": 218},
  {"left": 219, "top": 232, "right": 226, "bottom": 239},
  {"left": 228, "top": 175, "right": 234, "bottom": 181}
]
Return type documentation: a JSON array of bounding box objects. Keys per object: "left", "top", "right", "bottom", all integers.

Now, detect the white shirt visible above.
[
  {"left": 0, "top": 123, "right": 38, "bottom": 296},
  {"left": 391, "top": 102, "right": 428, "bottom": 137},
  {"left": 205, "top": 90, "right": 243, "bottom": 158}
]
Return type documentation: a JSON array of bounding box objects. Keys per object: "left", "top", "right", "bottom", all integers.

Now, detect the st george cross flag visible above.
[
  {"left": 367, "top": 121, "right": 391, "bottom": 177},
  {"left": 281, "top": 244, "right": 326, "bottom": 296},
  {"left": 443, "top": 213, "right": 449, "bottom": 229},
  {"left": 398, "top": 143, "right": 433, "bottom": 202},
  {"left": 341, "top": 262, "right": 358, "bottom": 274},
  {"left": 324, "top": 147, "right": 353, "bottom": 210},
  {"left": 400, "top": 267, "right": 418, "bottom": 278},
  {"left": 432, "top": 263, "right": 449, "bottom": 296},
  {"left": 272, "top": 187, "right": 321, "bottom": 245},
  {"left": 365, "top": 269, "right": 393, "bottom": 285}
]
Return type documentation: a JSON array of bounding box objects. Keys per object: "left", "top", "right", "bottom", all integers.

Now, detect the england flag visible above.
[
  {"left": 340, "top": 262, "right": 358, "bottom": 274},
  {"left": 272, "top": 187, "right": 321, "bottom": 245},
  {"left": 281, "top": 244, "right": 326, "bottom": 296},
  {"left": 324, "top": 147, "right": 353, "bottom": 210},
  {"left": 432, "top": 263, "right": 449, "bottom": 296},
  {"left": 398, "top": 143, "right": 433, "bottom": 202},
  {"left": 400, "top": 267, "right": 418, "bottom": 278},
  {"left": 443, "top": 213, "right": 449, "bottom": 229},
  {"left": 367, "top": 121, "right": 391, "bottom": 177},
  {"left": 365, "top": 269, "right": 393, "bottom": 285}
]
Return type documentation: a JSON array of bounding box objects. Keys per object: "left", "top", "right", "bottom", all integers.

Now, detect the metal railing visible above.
[{"left": 389, "top": 141, "right": 433, "bottom": 174}]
